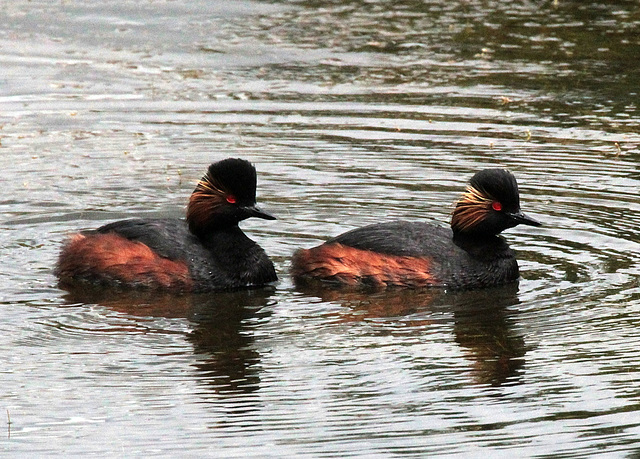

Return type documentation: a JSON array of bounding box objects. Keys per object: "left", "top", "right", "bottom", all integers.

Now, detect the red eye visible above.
[
  {"left": 226, "top": 194, "right": 237, "bottom": 204},
  {"left": 491, "top": 201, "right": 502, "bottom": 211}
]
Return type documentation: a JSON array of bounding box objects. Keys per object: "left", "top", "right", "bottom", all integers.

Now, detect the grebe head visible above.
[
  {"left": 187, "top": 158, "right": 275, "bottom": 236},
  {"left": 451, "top": 169, "right": 541, "bottom": 236}
]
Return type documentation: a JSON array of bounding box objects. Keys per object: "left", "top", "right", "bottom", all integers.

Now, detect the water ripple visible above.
[{"left": 2, "top": 0, "right": 640, "bottom": 457}]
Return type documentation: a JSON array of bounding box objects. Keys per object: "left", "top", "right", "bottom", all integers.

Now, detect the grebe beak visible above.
[
  {"left": 507, "top": 210, "right": 542, "bottom": 227},
  {"left": 241, "top": 205, "right": 277, "bottom": 220}
]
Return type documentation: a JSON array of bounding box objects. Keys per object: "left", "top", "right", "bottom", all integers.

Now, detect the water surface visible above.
[{"left": 2, "top": 0, "right": 640, "bottom": 456}]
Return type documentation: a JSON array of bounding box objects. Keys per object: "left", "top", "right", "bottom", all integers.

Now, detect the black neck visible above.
[{"left": 452, "top": 232, "right": 512, "bottom": 260}]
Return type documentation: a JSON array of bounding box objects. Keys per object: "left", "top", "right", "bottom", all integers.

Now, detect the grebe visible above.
[
  {"left": 56, "top": 158, "right": 277, "bottom": 292},
  {"left": 291, "top": 169, "right": 540, "bottom": 289}
]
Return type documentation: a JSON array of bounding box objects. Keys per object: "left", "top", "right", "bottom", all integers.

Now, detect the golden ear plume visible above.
[
  {"left": 451, "top": 185, "right": 493, "bottom": 233},
  {"left": 186, "top": 172, "right": 228, "bottom": 232}
]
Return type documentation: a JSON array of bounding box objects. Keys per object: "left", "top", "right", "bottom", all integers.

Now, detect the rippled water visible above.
[{"left": 3, "top": 0, "right": 640, "bottom": 456}]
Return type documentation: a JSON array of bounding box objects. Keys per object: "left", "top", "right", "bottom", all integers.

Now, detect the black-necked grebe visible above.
[
  {"left": 291, "top": 169, "right": 541, "bottom": 289},
  {"left": 56, "top": 158, "right": 277, "bottom": 292}
]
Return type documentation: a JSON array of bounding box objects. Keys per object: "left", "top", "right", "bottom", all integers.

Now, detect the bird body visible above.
[
  {"left": 56, "top": 158, "right": 277, "bottom": 292},
  {"left": 291, "top": 169, "right": 540, "bottom": 290}
]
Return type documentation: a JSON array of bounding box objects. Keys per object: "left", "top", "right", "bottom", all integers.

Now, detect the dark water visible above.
[{"left": 3, "top": 0, "right": 640, "bottom": 456}]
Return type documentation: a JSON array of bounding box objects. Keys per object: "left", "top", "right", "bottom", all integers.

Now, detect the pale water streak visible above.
[{"left": 2, "top": 0, "right": 640, "bottom": 457}]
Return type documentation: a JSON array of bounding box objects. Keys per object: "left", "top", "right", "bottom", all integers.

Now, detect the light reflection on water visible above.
[{"left": 2, "top": 0, "right": 640, "bottom": 456}]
